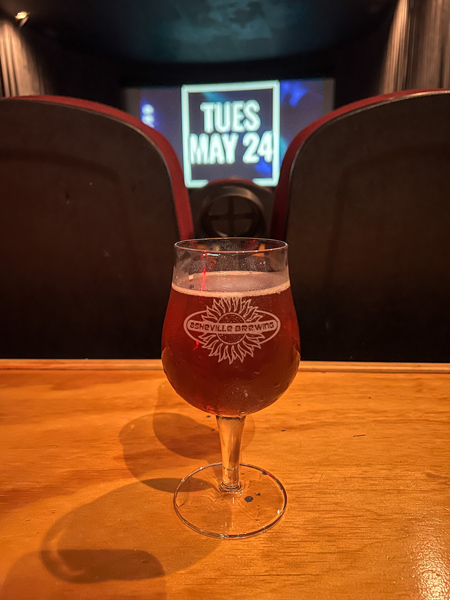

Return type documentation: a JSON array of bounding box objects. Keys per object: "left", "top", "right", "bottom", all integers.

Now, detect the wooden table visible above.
[{"left": 1, "top": 360, "right": 449, "bottom": 600}]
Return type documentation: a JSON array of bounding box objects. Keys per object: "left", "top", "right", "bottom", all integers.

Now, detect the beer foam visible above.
[{"left": 172, "top": 270, "right": 290, "bottom": 297}]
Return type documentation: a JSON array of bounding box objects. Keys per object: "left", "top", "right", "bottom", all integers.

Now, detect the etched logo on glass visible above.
[{"left": 184, "top": 296, "right": 280, "bottom": 364}]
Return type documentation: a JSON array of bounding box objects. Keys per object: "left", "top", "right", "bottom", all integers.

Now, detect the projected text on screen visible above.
[{"left": 181, "top": 81, "right": 280, "bottom": 188}]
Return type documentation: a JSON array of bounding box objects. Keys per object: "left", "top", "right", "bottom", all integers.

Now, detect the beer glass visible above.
[{"left": 162, "top": 238, "right": 300, "bottom": 538}]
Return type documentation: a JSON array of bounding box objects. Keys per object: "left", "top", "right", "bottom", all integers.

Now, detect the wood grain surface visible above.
[{"left": 1, "top": 360, "right": 449, "bottom": 600}]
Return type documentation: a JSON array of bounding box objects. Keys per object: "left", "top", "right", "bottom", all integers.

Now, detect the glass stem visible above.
[{"left": 216, "top": 415, "right": 246, "bottom": 492}]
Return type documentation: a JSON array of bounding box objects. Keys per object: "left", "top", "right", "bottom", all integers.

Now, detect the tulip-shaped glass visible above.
[{"left": 162, "top": 238, "right": 300, "bottom": 538}]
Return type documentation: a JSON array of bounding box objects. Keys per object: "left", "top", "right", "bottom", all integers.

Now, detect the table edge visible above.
[{"left": 0, "top": 359, "right": 448, "bottom": 374}]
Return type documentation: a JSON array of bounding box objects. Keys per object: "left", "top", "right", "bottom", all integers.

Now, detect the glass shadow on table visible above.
[
  {"left": 119, "top": 378, "right": 255, "bottom": 492},
  {"left": 1, "top": 478, "right": 220, "bottom": 599}
]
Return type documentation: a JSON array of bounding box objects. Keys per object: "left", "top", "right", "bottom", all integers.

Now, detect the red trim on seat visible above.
[
  {"left": 270, "top": 88, "right": 448, "bottom": 241},
  {"left": 6, "top": 95, "right": 194, "bottom": 240}
]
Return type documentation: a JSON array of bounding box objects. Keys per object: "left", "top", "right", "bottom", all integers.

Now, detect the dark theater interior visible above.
[
  {"left": 0, "top": 0, "right": 403, "bottom": 104},
  {"left": 0, "top": 2, "right": 449, "bottom": 598}
]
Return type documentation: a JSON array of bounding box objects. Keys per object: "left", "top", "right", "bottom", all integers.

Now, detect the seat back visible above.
[
  {"left": 0, "top": 95, "right": 193, "bottom": 358},
  {"left": 190, "top": 178, "right": 273, "bottom": 238},
  {"left": 271, "top": 90, "right": 450, "bottom": 362}
]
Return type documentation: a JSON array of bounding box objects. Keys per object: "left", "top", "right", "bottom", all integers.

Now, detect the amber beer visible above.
[{"left": 162, "top": 271, "right": 300, "bottom": 417}]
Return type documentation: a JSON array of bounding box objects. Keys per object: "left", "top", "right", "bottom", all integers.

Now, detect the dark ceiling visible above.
[{"left": 0, "top": 0, "right": 396, "bottom": 64}]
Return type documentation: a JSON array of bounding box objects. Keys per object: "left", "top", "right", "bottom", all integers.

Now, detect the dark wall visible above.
[
  {"left": 120, "top": 50, "right": 334, "bottom": 91},
  {"left": 333, "top": 3, "right": 395, "bottom": 107},
  {"left": 22, "top": 27, "right": 122, "bottom": 108}
]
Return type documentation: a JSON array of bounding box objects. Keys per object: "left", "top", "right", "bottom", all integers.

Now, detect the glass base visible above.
[{"left": 174, "top": 463, "right": 287, "bottom": 539}]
